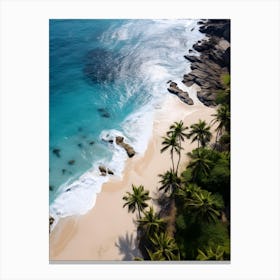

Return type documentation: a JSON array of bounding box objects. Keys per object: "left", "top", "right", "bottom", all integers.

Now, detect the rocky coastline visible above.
[{"left": 171, "top": 19, "right": 230, "bottom": 107}]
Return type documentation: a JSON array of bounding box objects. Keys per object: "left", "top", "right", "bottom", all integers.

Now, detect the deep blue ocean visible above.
[{"left": 49, "top": 19, "right": 204, "bottom": 225}]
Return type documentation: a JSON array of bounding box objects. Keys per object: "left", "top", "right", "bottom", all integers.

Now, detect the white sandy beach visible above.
[{"left": 49, "top": 85, "right": 217, "bottom": 261}]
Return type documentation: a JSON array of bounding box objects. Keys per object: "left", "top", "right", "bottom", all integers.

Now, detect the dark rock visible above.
[
  {"left": 49, "top": 216, "right": 54, "bottom": 233},
  {"left": 49, "top": 185, "right": 53, "bottom": 191},
  {"left": 89, "top": 141, "right": 95, "bottom": 145},
  {"left": 68, "top": 160, "right": 75, "bottom": 165},
  {"left": 184, "top": 55, "right": 201, "bottom": 63},
  {"left": 116, "top": 136, "right": 136, "bottom": 158},
  {"left": 99, "top": 165, "right": 107, "bottom": 175},
  {"left": 52, "top": 148, "right": 61, "bottom": 158},
  {"left": 191, "top": 27, "right": 194, "bottom": 32},
  {"left": 78, "top": 143, "right": 83, "bottom": 148},
  {"left": 199, "top": 19, "right": 230, "bottom": 42},
  {"left": 188, "top": 49, "right": 193, "bottom": 53},
  {"left": 167, "top": 81, "right": 194, "bottom": 106},
  {"left": 98, "top": 108, "right": 110, "bottom": 118},
  {"left": 167, "top": 80, "right": 172, "bottom": 84},
  {"left": 107, "top": 168, "right": 114, "bottom": 175},
  {"left": 108, "top": 139, "right": 114, "bottom": 144},
  {"left": 115, "top": 136, "right": 124, "bottom": 145},
  {"left": 101, "top": 112, "right": 110, "bottom": 118},
  {"left": 193, "top": 41, "right": 211, "bottom": 52},
  {"left": 66, "top": 188, "right": 71, "bottom": 192},
  {"left": 182, "top": 80, "right": 195, "bottom": 87}
]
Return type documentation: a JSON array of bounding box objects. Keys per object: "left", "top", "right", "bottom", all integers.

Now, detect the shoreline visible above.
[{"left": 49, "top": 85, "right": 218, "bottom": 261}]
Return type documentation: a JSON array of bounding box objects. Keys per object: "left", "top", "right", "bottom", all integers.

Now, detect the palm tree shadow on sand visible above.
[{"left": 115, "top": 232, "right": 142, "bottom": 261}]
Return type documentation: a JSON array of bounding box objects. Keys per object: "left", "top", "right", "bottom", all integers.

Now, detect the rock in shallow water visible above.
[
  {"left": 115, "top": 136, "right": 136, "bottom": 158},
  {"left": 68, "top": 160, "right": 75, "bottom": 165},
  {"left": 52, "top": 148, "right": 61, "bottom": 158}
]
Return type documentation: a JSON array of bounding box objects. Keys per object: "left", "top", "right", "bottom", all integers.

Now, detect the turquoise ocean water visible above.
[{"left": 49, "top": 19, "right": 204, "bottom": 227}]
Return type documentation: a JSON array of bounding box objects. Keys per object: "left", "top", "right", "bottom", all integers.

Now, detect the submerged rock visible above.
[
  {"left": 116, "top": 136, "right": 136, "bottom": 158},
  {"left": 89, "top": 141, "right": 95, "bottom": 145},
  {"left": 52, "top": 148, "right": 61, "bottom": 158},
  {"left": 68, "top": 160, "right": 75, "bottom": 165},
  {"left": 49, "top": 185, "right": 53, "bottom": 191},
  {"left": 98, "top": 108, "right": 111, "bottom": 118},
  {"left": 101, "top": 112, "right": 110, "bottom": 118},
  {"left": 78, "top": 143, "right": 83, "bottom": 148}
]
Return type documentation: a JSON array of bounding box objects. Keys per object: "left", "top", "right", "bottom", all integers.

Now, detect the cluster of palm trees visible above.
[
  {"left": 122, "top": 102, "right": 230, "bottom": 260},
  {"left": 123, "top": 184, "right": 179, "bottom": 260}
]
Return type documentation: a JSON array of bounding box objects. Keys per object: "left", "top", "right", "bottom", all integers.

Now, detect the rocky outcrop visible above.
[
  {"left": 182, "top": 19, "right": 230, "bottom": 107},
  {"left": 167, "top": 81, "right": 194, "bottom": 105},
  {"left": 107, "top": 168, "right": 114, "bottom": 175},
  {"left": 52, "top": 148, "right": 61, "bottom": 158},
  {"left": 49, "top": 216, "right": 54, "bottom": 233},
  {"left": 98, "top": 165, "right": 114, "bottom": 176},
  {"left": 115, "top": 136, "right": 135, "bottom": 158},
  {"left": 99, "top": 165, "right": 107, "bottom": 176}
]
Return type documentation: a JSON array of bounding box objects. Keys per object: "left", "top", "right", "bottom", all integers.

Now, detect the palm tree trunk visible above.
[
  {"left": 138, "top": 207, "right": 141, "bottom": 219},
  {"left": 171, "top": 148, "right": 175, "bottom": 173},
  {"left": 176, "top": 139, "right": 181, "bottom": 175}
]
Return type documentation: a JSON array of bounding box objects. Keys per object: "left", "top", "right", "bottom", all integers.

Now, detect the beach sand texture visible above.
[{"left": 49, "top": 85, "right": 217, "bottom": 261}]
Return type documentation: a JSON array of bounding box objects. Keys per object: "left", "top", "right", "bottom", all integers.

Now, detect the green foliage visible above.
[
  {"left": 175, "top": 215, "right": 230, "bottom": 260},
  {"left": 197, "top": 245, "right": 228, "bottom": 260},
  {"left": 216, "top": 73, "right": 230, "bottom": 106},
  {"left": 167, "top": 120, "right": 188, "bottom": 174},
  {"left": 211, "top": 104, "right": 230, "bottom": 139},
  {"left": 161, "top": 133, "right": 181, "bottom": 174},
  {"left": 158, "top": 170, "right": 181, "bottom": 196},
  {"left": 187, "top": 148, "right": 212, "bottom": 182},
  {"left": 161, "top": 120, "right": 188, "bottom": 175},
  {"left": 187, "top": 120, "right": 212, "bottom": 148},
  {"left": 184, "top": 187, "right": 224, "bottom": 224},
  {"left": 180, "top": 168, "right": 192, "bottom": 185},
  {"left": 137, "top": 207, "right": 166, "bottom": 237},
  {"left": 122, "top": 184, "right": 151, "bottom": 218},
  {"left": 149, "top": 232, "right": 180, "bottom": 260},
  {"left": 221, "top": 73, "right": 230, "bottom": 87}
]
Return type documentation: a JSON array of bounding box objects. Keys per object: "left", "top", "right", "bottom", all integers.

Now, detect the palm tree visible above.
[
  {"left": 187, "top": 120, "right": 212, "bottom": 148},
  {"left": 167, "top": 120, "right": 188, "bottom": 174},
  {"left": 184, "top": 188, "right": 224, "bottom": 223},
  {"left": 161, "top": 133, "right": 181, "bottom": 174},
  {"left": 211, "top": 105, "right": 230, "bottom": 143},
  {"left": 149, "top": 232, "right": 180, "bottom": 260},
  {"left": 187, "top": 148, "right": 212, "bottom": 181},
  {"left": 196, "top": 245, "right": 226, "bottom": 260},
  {"left": 123, "top": 184, "right": 151, "bottom": 218},
  {"left": 158, "top": 170, "right": 181, "bottom": 196},
  {"left": 137, "top": 207, "right": 166, "bottom": 237}
]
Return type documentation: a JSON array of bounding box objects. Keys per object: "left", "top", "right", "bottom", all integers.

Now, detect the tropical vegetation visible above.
[{"left": 122, "top": 74, "right": 230, "bottom": 261}]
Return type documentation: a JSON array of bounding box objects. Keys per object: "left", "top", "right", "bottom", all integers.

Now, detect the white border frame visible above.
[{"left": 1, "top": 0, "right": 279, "bottom": 279}]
